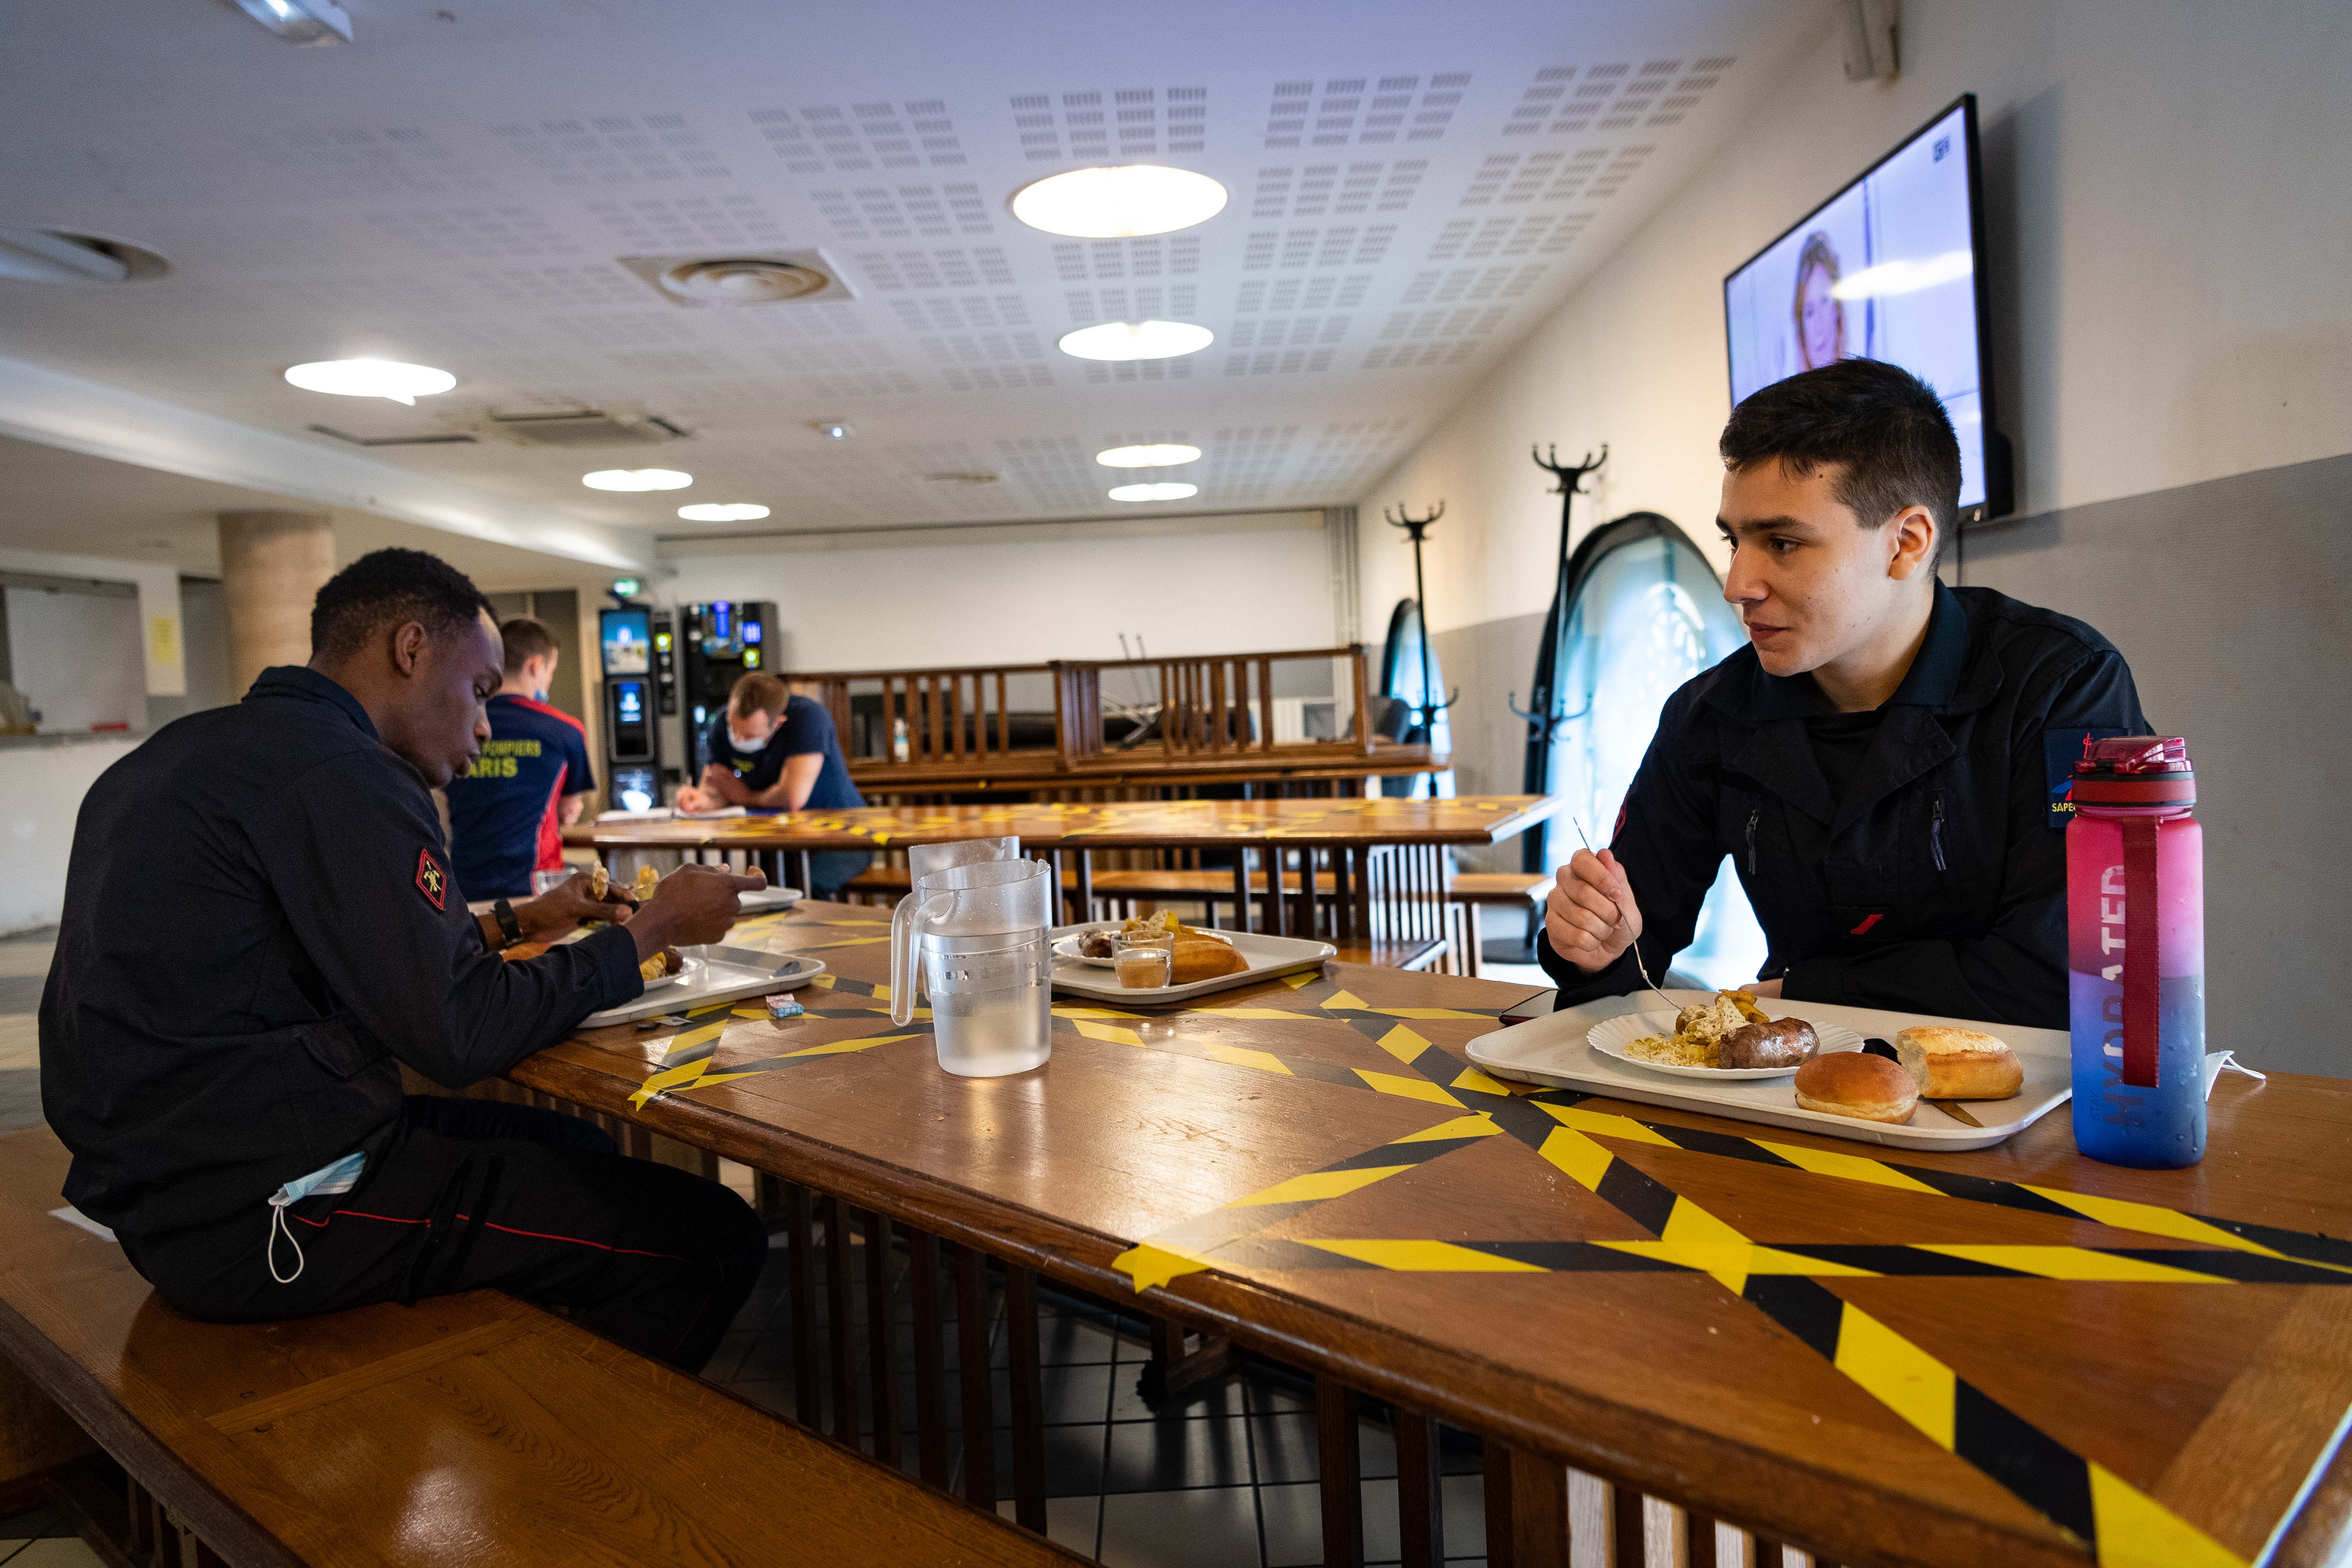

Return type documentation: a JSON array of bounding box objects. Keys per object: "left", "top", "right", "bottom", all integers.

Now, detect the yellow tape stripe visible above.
[
  {"left": 1234, "top": 1165, "right": 1414, "bottom": 1207},
  {"left": 2023, "top": 1188, "right": 2288, "bottom": 1257},
  {"left": 1834, "top": 1301, "right": 1957, "bottom": 1449},
  {"left": 1754, "top": 1139, "right": 1949, "bottom": 1194},
  {"left": 1914, "top": 1245, "right": 2233, "bottom": 1285},
  {"left": 1302, "top": 1239, "right": 1547, "bottom": 1272}
]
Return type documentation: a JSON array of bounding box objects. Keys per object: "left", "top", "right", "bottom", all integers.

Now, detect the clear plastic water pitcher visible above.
[
  {"left": 891, "top": 836, "right": 1023, "bottom": 936},
  {"left": 890, "top": 855, "right": 1054, "bottom": 1077}
]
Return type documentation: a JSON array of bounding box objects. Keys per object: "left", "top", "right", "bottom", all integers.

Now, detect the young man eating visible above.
[
  {"left": 1541, "top": 359, "right": 2148, "bottom": 1027},
  {"left": 43, "top": 549, "right": 768, "bottom": 1371}
]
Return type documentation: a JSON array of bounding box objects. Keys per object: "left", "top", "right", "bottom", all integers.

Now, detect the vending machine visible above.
[
  {"left": 596, "top": 604, "right": 663, "bottom": 809},
  {"left": 677, "top": 599, "right": 776, "bottom": 774}
]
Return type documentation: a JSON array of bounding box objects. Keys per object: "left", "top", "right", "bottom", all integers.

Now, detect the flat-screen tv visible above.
[{"left": 1724, "top": 93, "right": 2011, "bottom": 522}]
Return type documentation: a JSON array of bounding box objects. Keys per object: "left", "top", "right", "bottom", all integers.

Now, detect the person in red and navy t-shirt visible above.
[{"left": 445, "top": 617, "right": 596, "bottom": 899}]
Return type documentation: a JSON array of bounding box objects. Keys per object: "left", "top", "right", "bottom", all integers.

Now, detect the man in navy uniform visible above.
[
  {"left": 444, "top": 616, "right": 596, "bottom": 899},
  {"left": 675, "top": 670, "right": 872, "bottom": 899},
  {"left": 42, "top": 549, "right": 767, "bottom": 1371},
  {"left": 1541, "top": 360, "right": 2147, "bottom": 1027}
]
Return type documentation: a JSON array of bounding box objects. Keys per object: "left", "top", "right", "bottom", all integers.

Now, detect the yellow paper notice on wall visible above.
[{"left": 148, "top": 615, "right": 180, "bottom": 666}]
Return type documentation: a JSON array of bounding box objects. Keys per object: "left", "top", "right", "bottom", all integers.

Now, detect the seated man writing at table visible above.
[
  {"left": 41, "top": 548, "right": 768, "bottom": 1373},
  {"left": 1541, "top": 359, "right": 2148, "bottom": 1027},
  {"left": 675, "top": 670, "right": 872, "bottom": 899}
]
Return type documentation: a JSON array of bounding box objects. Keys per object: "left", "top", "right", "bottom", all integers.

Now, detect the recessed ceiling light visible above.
[
  {"left": 1096, "top": 443, "right": 1202, "bottom": 468},
  {"left": 283, "top": 358, "right": 455, "bottom": 406},
  {"left": 583, "top": 468, "right": 693, "bottom": 492},
  {"left": 1108, "top": 482, "right": 1199, "bottom": 503},
  {"left": 1010, "top": 166, "right": 1229, "bottom": 238},
  {"left": 677, "top": 503, "right": 770, "bottom": 522},
  {"left": 810, "top": 419, "right": 854, "bottom": 439},
  {"left": 230, "top": 0, "right": 352, "bottom": 44},
  {"left": 1058, "top": 320, "right": 1214, "bottom": 362}
]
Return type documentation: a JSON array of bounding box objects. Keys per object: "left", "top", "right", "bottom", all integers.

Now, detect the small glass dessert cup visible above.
[{"left": 1114, "top": 935, "right": 1175, "bottom": 989}]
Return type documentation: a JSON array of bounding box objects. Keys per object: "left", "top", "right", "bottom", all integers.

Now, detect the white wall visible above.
[
  {"left": 654, "top": 518, "right": 1339, "bottom": 671},
  {"left": 1356, "top": 0, "right": 2352, "bottom": 630},
  {"left": 5, "top": 586, "right": 144, "bottom": 732}
]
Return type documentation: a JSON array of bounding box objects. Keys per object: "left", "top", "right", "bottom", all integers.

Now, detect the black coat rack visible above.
[
  {"left": 1383, "top": 501, "right": 1459, "bottom": 736},
  {"left": 1509, "top": 443, "right": 1607, "bottom": 871}
]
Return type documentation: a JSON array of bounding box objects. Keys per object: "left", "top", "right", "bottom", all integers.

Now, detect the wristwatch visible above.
[{"left": 491, "top": 898, "right": 524, "bottom": 949}]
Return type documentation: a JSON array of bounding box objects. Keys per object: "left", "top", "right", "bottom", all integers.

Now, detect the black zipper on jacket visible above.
[
  {"left": 1930, "top": 794, "right": 1948, "bottom": 873},
  {"left": 1745, "top": 805, "right": 1760, "bottom": 877}
]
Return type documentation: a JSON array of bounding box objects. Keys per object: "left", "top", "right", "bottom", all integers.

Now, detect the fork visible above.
[{"left": 1567, "top": 816, "right": 1680, "bottom": 1017}]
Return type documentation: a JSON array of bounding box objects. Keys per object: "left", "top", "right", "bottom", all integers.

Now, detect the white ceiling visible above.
[
  {"left": 0, "top": 433, "right": 625, "bottom": 590},
  {"left": 0, "top": 0, "right": 1813, "bottom": 550}
]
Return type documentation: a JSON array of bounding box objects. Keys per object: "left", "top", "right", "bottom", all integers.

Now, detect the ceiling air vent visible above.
[
  {"left": 307, "top": 424, "right": 479, "bottom": 448},
  {"left": 479, "top": 407, "right": 692, "bottom": 448},
  {"left": 616, "top": 249, "right": 855, "bottom": 309},
  {"left": 0, "top": 227, "right": 171, "bottom": 285}
]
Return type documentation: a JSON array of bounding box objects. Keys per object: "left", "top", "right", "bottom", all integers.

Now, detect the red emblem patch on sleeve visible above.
[{"left": 415, "top": 847, "right": 448, "bottom": 910}]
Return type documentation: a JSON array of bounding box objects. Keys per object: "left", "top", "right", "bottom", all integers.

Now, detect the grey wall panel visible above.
[{"left": 1963, "top": 448, "right": 2352, "bottom": 1076}]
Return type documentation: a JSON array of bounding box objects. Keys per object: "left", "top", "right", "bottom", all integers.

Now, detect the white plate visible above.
[
  {"left": 1587, "top": 1010, "right": 1864, "bottom": 1080},
  {"left": 1054, "top": 928, "right": 1234, "bottom": 969},
  {"left": 640, "top": 954, "right": 703, "bottom": 991},
  {"left": 738, "top": 885, "right": 803, "bottom": 913},
  {"left": 1468, "top": 991, "right": 2070, "bottom": 1151},
  {"left": 1049, "top": 925, "right": 1332, "bottom": 1004},
  {"left": 582, "top": 948, "right": 826, "bottom": 1028}
]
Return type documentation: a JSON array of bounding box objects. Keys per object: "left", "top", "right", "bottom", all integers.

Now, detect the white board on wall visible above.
[{"left": 5, "top": 584, "right": 144, "bottom": 732}]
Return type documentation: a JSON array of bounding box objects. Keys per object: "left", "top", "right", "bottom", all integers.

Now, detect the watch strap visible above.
[{"left": 492, "top": 898, "right": 524, "bottom": 948}]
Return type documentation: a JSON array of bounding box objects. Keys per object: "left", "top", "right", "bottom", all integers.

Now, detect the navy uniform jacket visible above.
[
  {"left": 1538, "top": 585, "right": 2148, "bottom": 1027},
  {"left": 40, "top": 666, "right": 643, "bottom": 1243}
]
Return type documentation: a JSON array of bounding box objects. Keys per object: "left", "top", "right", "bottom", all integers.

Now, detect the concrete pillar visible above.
[{"left": 217, "top": 511, "right": 334, "bottom": 698}]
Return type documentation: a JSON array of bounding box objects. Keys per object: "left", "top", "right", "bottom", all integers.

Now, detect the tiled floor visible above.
[
  {"left": 0, "top": 929, "right": 53, "bottom": 1136},
  {"left": 709, "top": 1226, "right": 1489, "bottom": 1566},
  {"left": 0, "top": 1501, "right": 104, "bottom": 1568}
]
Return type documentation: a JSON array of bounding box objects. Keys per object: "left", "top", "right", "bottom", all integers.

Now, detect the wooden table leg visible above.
[
  {"left": 827, "top": 1198, "right": 859, "bottom": 1446},
  {"left": 1267, "top": 844, "right": 1287, "bottom": 937},
  {"left": 1317, "top": 1377, "right": 1362, "bottom": 1568},
  {"left": 795, "top": 850, "right": 815, "bottom": 897},
  {"left": 1233, "top": 849, "right": 1252, "bottom": 934},
  {"left": 955, "top": 1246, "right": 997, "bottom": 1510},
  {"left": 1302, "top": 847, "right": 1320, "bottom": 942},
  {"left": 1613, "top": 1480, "right": 1644, "bottom": 1568},
  {"left": 1685, "top": 1508, "right": 1719, "bottom": 1568},
  {"left": 1050, "top": 849, "right": 1069, "bottom": 925},
  {"left": 1484, "top": 1444, "right": 1565, "bottom": 1568},
  {"left": 912, "top": 1230, "right": 949, "bottom": 1489},
  {"left": 785, "top": 1184, "right": 820, "bottom": 1428},
  {"left": 1004, "top": 1264, "right": 1046, "bottom": 1532},
  {"left": 865, "top": 1208, "right": 901, "bottom": 1468},
  {"left": 1396, "top": 1410, "right": 1442, "bottom": 1568},
  {"left": 1073, "top": 852, "right": 1094, "bottom": 927}
]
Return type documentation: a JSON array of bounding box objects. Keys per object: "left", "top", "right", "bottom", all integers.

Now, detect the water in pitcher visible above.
[{"left": 924, "top": 932, "right": 1052, "bottom": 1077}]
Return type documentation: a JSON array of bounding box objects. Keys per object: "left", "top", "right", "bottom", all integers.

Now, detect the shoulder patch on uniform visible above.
[
  {"left": 415, "top": 846, "right": 448, "bottom": 909},
  {"left": 2044, "top": 727, "right": 2126, "bottom": 830}
]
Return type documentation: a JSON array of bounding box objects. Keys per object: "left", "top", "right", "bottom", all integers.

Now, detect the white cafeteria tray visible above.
[
  {"left": 1048, "top": 924, "right": 1336, "bottom": 1005},
  {"left": 582, "top": 945, "right": 826, "bottom": 1028},
  {"left": 1467, "top": 989, "right": 2072, "bottom": 1151}
]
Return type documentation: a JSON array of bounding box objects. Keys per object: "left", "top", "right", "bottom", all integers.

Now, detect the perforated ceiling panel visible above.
[{"left": 0, "top": 0, "right": 1795, "bottom": 536}]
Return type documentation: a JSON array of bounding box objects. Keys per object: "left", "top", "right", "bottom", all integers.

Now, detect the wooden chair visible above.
[{"left": 0, "top": 1126, "right": 1085, "bottom": 1568}]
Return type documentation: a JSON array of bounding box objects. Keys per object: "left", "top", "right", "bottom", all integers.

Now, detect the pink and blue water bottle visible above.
[{"left": 2065, "top": 736, "right": 2204, "bottom": 1167}]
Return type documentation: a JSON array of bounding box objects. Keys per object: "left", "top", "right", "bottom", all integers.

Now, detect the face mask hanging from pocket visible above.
[{"left": 265, "top": 1150, "right": 367, "bottom": 1285}]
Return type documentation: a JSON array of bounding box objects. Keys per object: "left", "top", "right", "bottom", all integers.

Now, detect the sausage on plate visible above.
[{"left": 1718, "top": 1017, "right": 1819, "bottom": 1069}]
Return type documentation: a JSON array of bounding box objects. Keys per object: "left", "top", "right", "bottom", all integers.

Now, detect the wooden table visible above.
[
  {"left": 563, "top": 796, "right": 1564, "bottom": 958},
  {"left": 505, "top": 899, "right": 2352, "bottom": 1568}
]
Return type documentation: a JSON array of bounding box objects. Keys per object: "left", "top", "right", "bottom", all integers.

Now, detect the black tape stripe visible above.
[
  {"left": 1323, "top": 1134, "right": 1489, "bottom": 1174},
  {"left": 1741, "top": 1274, "right": 1846, "bottom": 1362},
  {"left": 2100, "top": 1248, "right": 2352, "bottom": 1284},
  {"left": 1953, "top": 1382, "right": 2097, "bottom": 1546},
  {"left": 1459, "top": 1240, "right": 1691, "bottom": 1272},
  {"left": 1878, "top": 1165, "right": 2088, "bottom": 1219},
  {"left": 1593, "top": 1159, "right": 1680, "bottom": 1237},
  {"left": 2178, "top": 1214, "right": 2352, "bottom": 1270},
  {"left": 1770, "top": 1245, "right": 2035, "bottom": 1279},
  {"left": 1645, "top": 1122, "right": 1802, "bottom": 1170}
]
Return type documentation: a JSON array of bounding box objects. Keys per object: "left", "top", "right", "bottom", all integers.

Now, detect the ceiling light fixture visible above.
[
  {"left": 1108, "top": 482, "right": 1199, "bottom": 503},
  {"left": 583, "top": 468, "right": 693, "bottom": 492},
  {"left": 1096, "top": 443, "right": 1201, "bottom": 468},
  {"left": 1010, "top": 166, "right": 1229, "bottom": 238},
  {"left": 810, "top": 419, "right": 854, "bottom": 439},
  {"left": 282, "top": 358, "right": 456, "bottom": 405},
  {"left": 230, "top": 0, "right": 353, "bottom": 44},
  {"left": 1058, "top": 320, "right": 1214, "bottom": 362},
  {"left": 677, "top": 503, "right": 771, "bottom": 522}
]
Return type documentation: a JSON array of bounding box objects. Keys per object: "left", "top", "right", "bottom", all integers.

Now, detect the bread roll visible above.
[
  {"left": 1171, "top": 935, "right": 1247, "bottom": 984},
  {"left": 1719, "top": 1017, "right": 1818, "bottom": 1070},
  {"left": 1894, "top": 1026, "right": 2023, "bottom": 1101},
  {"left": 1794, "top": 1052, "right": 1918, "bottom": 1124}
]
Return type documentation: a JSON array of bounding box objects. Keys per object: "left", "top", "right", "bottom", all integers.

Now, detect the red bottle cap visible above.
[{"left": 2073, "top": 736, "right": 2195, "bottom": 808}]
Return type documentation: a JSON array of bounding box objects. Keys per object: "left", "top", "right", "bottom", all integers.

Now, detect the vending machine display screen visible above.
[
  {"left": 608, "top": 677, "right": 653, "bottom": 761},
  {"left": 599, "top": 607, "right": 651, "bottom": 675}
]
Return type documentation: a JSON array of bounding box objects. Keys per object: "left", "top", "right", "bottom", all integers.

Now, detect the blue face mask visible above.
[{"left": 266, "top": 1151, "right": 366, "bottom": 1285}]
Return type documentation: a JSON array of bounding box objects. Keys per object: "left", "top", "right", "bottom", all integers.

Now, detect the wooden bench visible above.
[
  {"left": 1447, "top": 870, "right": 1551, "bottom": 969},
  {"left": 0, "top": 1126, "right": 1084, "bottom": 1568}
]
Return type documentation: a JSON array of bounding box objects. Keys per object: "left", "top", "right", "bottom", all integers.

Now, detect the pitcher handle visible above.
[{"left": 890, "top": 891, "right": 954, "bottom": 1025}]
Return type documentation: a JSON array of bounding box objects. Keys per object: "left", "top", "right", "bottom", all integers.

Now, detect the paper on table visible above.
[{"left": 49, "top": 1206, "right": 116, "bottom": 1243}]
